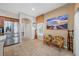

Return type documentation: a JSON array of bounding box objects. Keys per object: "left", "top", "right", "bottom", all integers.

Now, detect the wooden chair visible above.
[{"left": 51, "top": 36, "right": 64, "bottom": 49}]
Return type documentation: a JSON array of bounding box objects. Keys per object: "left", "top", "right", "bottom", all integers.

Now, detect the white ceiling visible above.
[{"left": 0, "top": 3, "right": 67, "bottom": 17}]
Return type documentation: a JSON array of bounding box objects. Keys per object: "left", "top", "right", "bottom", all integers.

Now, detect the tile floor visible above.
[{"left": 4, "top": 39, "right": 73, "bottom": 56}]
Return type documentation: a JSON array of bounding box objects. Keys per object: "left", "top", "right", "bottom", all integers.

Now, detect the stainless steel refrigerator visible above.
[{"left": 4, "top": 20, "right": 20, "bottom": 46}]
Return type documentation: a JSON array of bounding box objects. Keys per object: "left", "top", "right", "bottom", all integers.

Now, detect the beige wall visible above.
[
  {"left": 44, "top": 4, "right": 75, "bottom": 48},
  {"left": 44, "top": 4, "right": 75, "bottom": 30},
  {"left": 75, "top": 3, "right": 79, "bottom": 10}
]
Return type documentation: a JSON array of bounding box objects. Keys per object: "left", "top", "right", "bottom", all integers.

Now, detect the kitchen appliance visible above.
[
  {"left": 0, "top": 27, "right": 4, "bottom": 34},
  {"left": 4, "top": 20, "right": 20, "bottom": 46}
]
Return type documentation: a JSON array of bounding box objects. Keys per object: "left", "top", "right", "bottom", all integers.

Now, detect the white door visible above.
[
  {"left": 74, "top": 9, "right": 79, "bottom": 56},
  {"left": 24, "top": 23, "right": 31, "bottom": 39}
]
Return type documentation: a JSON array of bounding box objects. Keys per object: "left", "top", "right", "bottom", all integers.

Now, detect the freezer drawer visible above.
[{"left": 13, "top": 37, "right": 19, "bottom": 43}]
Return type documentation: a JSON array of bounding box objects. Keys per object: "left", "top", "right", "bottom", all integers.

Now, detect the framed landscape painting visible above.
[{"left": 47, "top": 14, "right": 69, "bottom": 30}]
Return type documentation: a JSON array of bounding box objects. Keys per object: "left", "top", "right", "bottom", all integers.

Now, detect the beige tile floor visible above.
[{"left": 4, "top": 39, "right": 73, "bottom": 56}]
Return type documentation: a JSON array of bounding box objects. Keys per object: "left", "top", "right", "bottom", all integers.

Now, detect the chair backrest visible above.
[{"left": 53, "top": 36, "right": 64, "bottom": 43}]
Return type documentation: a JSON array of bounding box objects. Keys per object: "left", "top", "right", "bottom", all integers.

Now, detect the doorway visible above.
[{"left": 21, "top": 18, "right": 32, "bottom": 40}]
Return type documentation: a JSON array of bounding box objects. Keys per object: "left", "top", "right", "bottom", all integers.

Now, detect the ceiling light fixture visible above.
[{"left": 32, "top": 8, "right": 35, "bottom": 11}]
